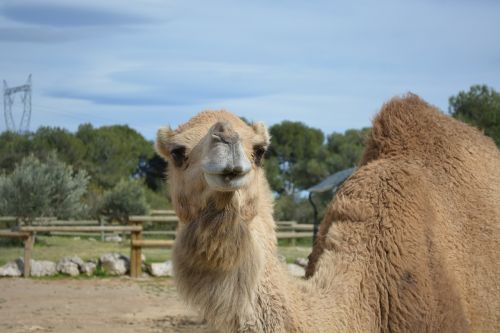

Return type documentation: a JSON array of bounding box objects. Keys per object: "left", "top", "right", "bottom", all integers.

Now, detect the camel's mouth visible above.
[
  {"left": 203, "top": 171, "right": 250, "bottom": 192},
  {"left": 201, "top": 123, "right": 253, "bottom": 192}
]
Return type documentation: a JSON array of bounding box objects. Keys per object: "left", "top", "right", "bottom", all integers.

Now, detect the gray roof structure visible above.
[{"left": 307, "top": 167, "right": 356, "bottom": 193}]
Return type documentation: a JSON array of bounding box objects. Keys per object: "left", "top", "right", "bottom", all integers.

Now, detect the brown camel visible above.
[{"left": 156, "top": 94, "right": 499, "bottom": 332}]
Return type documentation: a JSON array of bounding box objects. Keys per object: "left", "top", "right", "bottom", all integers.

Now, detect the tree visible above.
[
  {"left": 0, "top": 154, "right": 89, "bottom": 223},
  {"left": 32, "top": 127, "right": 87, "bottom": 168},
  {"left": 449, "top": 85, "right": 500, "bottom": 146},
  {"left": 266, "top": 121, "right": 328, "bottom": 193},
  {"left": 96, "top": 179, "right": 149, "bottom": 223},
  {"left": 0, "top": 131, "right": 33, "bottom": 174},
  {"left": 325, "top": 128, "right": 370, "bottom": 172},
  {"left": 76, "top": 124, "right": 155, "bottom": 188},
  {"left": 263, "top": 156, "right": 285, "bottom": 193}
]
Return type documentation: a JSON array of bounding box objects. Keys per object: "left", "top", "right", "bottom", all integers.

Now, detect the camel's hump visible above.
[{"left": 360, "top": 93, "right": 498, "bottom": 166}]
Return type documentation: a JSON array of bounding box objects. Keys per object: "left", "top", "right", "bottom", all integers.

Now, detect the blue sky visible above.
[{"left": 0, "top": 0, "right": 499, "bottom": 139}]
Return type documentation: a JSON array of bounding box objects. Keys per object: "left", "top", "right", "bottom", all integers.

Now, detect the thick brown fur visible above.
[
  {"left": 307, "top": 94, "right": 500, "bottom": 332},
  {"left": 157, "top": 97, "right": 499, "bottom": 332}
]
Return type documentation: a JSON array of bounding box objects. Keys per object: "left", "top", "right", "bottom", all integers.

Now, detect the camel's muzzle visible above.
[{"left": 202, "top": 121, "right": 252, "bottom": 191}]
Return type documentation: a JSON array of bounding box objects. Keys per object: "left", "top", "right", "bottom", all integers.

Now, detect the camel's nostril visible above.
[
  {"left": 222, "top": 168, "right": 241, "bottom": 177},
  {"left": 222, "top": 167, "right": 234, "bottom": 175},
  {"left": 232, "top": 165, "right": 243, "bottom": 174},
  {"left": 220, "top": 165, "right": 247, "bottom": 178}
]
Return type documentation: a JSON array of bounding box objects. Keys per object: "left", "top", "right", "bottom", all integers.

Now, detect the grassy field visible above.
[{"left": 0, "top": 236, "right": 312, "bottom": 267}]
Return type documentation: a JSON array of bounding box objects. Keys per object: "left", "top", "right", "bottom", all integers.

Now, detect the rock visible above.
[
  {"left": 287, "top": 264, "right": 305, "bottom": 278},
  {"left": 56, "top": 256, "right": 88, "bottom": 276},
  {"left": 295, "top": 257, "right": 308, "bottom": 268},
  {"left": 80, "top": 262, "right": 97, "bottom": 276},
  {"left": 72, "top": 237, "right": 80, "bottom": 241},
  {"left": 0, "top": 258, "right": 23, "bottom": 277},
  {"left": 104, "top": 235, "right": 122, "bottom": 242},
  {"left": 0, "top": 258, "right": 57, "bottom": 277},
  {"left": 56, "top": 261, "right": 79, "bottom": 277},
  {"left": 56, "top": 256, "right": 80, "bottom": 276},
  {"left": 60, "top": 256, "right": 85, "bottom": 268},
  {"left": 30, "top": 260, "right": 57, "bottom": 277},
  {"left": 88, "top": 238, "right": 97, "bottom": 242},
  {"left": 99, "top": 253, "right": 129, "bottom": 275},
  {"left": 148, "top": 261, "right": 174, "bottom": 277}
]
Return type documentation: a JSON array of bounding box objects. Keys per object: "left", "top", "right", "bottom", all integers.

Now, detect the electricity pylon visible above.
[{"left": 3, "top": 74, "right": 32, "bottom": 133}]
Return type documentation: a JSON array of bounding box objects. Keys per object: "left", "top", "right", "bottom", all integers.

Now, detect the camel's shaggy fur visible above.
[{"left": 156, "top": 95, "right": 499, "bottom": 332}]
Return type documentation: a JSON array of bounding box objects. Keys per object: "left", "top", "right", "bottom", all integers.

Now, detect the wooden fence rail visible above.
[
  {"left": 1, "top": 215, "right": 315, "bottom": 278},
  {"left": 31, "top": 220, "right": 99, "bottom": 226},
  {"left": 0, "top": 226, "right": 143, "bottom": 278},
  {"left": 150, "top": 210, "right": 176, "bottom": 216},
  {"left": 18, "top": 226, "right": 141, "bottom": 233},
  {"left": 129, "top": 215, "right": 179, "bottom": 223}
]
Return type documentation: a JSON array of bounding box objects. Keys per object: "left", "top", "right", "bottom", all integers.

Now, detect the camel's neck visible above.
[
  {"left": 173, "top": 189, "right": 267, "bottom": 330},
  {"left": 172, "top": 182, "right": 349, "bottom": 332}
]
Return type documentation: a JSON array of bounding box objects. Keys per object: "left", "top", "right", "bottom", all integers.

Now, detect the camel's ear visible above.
[
  {"left": 252, "top": 122, "right": 270, "bottom": 147},
  {"left": 155, "top": 126, "right": 175, "bottom": 160}
]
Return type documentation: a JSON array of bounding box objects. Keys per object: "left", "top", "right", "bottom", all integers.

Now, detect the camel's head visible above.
[{"left": 156, "top": 111, "right": 270, "bottom": 220}]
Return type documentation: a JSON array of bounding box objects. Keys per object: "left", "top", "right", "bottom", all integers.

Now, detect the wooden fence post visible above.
[
  {"left": 130, "top": 220, "right": 143, "bottom": 278},
  {"left": 23, "top": 233, "right": 33, "bottom": 278},
  {"left": 290, "top": 222, "right": 297, "bottom": 246},
  {"left": 99, "top": 217, "right": 104, "bottom": 241}
]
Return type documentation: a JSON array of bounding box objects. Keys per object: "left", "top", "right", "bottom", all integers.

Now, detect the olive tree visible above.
[
  {"left": 0, "top": 154, "right": 89, "bottom": 224},
  {"left": 96, "top": 179, "right": 149, "bottom": 223}
]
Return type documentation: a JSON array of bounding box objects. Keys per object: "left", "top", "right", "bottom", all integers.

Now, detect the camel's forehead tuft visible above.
[{"left": 175, "top": 110, "right": 247, "bottom": 134}]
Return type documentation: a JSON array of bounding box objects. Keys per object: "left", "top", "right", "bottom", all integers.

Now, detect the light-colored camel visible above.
[{"left": 156, "top": 95, "right": 499, "bottom": 332}]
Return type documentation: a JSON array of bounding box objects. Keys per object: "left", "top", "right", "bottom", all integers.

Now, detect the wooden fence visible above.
[
  {"left": 0, "top": 212, "right": 315, "bottom": 278},
  {"left": 1, "top": 213, "right": 314, "bottom": 243},
  {"left": 276, "top": 221, "right": 313, "bottom": 246},
  {"left": 128, "top": 214, "right": 176, "bottom": 278},
  {"left": 0, "top": 226, "right": 142, "bottom": 278},
  {"left": 0, "top": 230, "right": 32, "bottom": 277}
]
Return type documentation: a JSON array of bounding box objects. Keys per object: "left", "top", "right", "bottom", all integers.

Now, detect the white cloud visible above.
[{"left": 0, "top": 0, "right": 499, "bottom": 138}]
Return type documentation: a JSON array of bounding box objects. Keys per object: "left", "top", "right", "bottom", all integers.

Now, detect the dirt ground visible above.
[{"left": 0, "top": 278, "right": 217, "bottom": 333}]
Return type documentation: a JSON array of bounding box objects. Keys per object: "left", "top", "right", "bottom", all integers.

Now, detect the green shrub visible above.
[
  {"left": 0, "top": 153, "right": 89, "bottom": 223},
  {"left": 97, "top": 179, "right": 149, "bottom": 223}
]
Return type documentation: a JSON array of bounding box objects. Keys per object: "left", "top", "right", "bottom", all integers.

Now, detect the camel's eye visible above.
[
  {"left": 253, "top": 145, "right": 267, "bottom": 166},
  {"left": 170, "top": 146, "right": 187, "bottom": 168}
]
